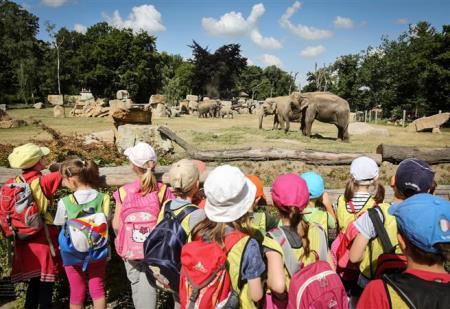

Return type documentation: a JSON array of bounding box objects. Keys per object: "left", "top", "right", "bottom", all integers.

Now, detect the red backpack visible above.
[
  {"left": 0, "top": 176, "right": 44, "bottom": 239},
  {"left": 179, "top": 231, "right": 245, "bottom": 309}
]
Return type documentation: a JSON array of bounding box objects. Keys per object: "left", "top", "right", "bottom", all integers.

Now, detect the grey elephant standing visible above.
[{"left": 198, "top": 100, "right": 218, "bottom": 118}]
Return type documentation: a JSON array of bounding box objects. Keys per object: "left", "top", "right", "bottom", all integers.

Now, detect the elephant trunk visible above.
[{"left": 257, "top": 110, "right": 264, "bottom": 129}]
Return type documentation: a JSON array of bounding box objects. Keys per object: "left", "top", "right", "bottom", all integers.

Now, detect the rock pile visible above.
[
  {"left": 70, "top": 96, "right": 110, "bottom": 118},
  {"left": 149, "top": 94, "right": 171, "bottom": 117},
  {"left": 0, "top": 109, "right": 27, "bottom": 129}
]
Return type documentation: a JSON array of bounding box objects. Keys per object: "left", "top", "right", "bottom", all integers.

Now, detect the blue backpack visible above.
[
  {"left": 143, "top": 201, "right": 197, "bottom": 292},
  {"left": 58, "top": 194, "right": 109, "bottom": 271}
]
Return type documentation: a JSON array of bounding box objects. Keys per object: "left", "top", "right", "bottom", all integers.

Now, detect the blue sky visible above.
[{"left": 16, "top": 0, "right": 450, "bottom": 85}]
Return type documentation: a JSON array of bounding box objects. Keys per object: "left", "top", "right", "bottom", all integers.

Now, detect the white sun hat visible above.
[
  {"left": 350, "top": 156, "right": 379, "bottom": 184},
  {"left": 124, "top": 142, "right": 157, "bottom": 169},
  {"left": 204, "top": 165, "right": 257, "bottom": 223}
]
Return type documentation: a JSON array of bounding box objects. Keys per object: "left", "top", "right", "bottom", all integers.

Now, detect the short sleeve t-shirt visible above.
[
  {"left": 241, "top": 238, "right": 266, "bottom": 280},
  {"left": 353, "top": 207, "right": 385, "bottom": 239}
]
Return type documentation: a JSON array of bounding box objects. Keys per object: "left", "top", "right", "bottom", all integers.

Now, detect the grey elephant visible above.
[
  {"left": 220, "top": 106, "right": 234, "bottom": 118},
  {"left": 198, "top": 100, "right": 218, "bottom": 118},
  {"left": 259, "top": 95, "right": 301, "bottom": 131}
]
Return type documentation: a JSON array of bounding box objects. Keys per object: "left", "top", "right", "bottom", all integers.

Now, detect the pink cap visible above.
[{"left": 271, "top": 173, "right": 309, "bottom": 212}]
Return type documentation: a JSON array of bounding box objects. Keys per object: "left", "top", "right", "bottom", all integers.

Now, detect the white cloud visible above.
[
  {"left": 74, "top": 24, "right": 87, "bottom": 34},
  {"left": 247, "top": 58, "right": 254, "bottom": 66},
  {"left": 280, "top": 1, "right": 332, "bottom": 40},
  {"left": 202, "top": 3, "right": 282, "bottom": 49},
  {"left": 334, "top": 16, "right": 354, "bottom": 29},
  {"left": 104, "top": 4, "right": 166, "bottom": 34},
  {"left": 396, "top": 18, "right": 408, "bottom": 25},
  {"left": 259, "top": 54, "right": 283, "bottom": 68},
  {"left": 300, "top": 45, "right": 326, "bottom": 58},
  {"left": 41, "top": 0, "right": 67, "bottom": 7}
]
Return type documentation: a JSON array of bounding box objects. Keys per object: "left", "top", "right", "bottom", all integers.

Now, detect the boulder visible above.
[
  {"left": 407, "top": 112, "right": 450, "bottom": 132},
  {"left": 80, "top": 92, "right": 94, "bottom": 101},
  {"left": 220, "top": 101, "right": 232, "bottom": 108},
  {"left": 186, "top": 95, "right": 198, "bottom": 102},
  {"left": 154, "top": 103, "right": 169, "bottom": 117},
  {"left": 349, "top": 112, "right": 356, "bottom": 123},
  {"left": 53, "top": 105, "right": 65, "bottom": 118},
  {"left": 348, "top": 122, "right": 390, "bottom": 136},
  {"left": 115, "top": 124, "right": 173, "bottom": 155},
  {"left": 34, "top": 102, "right": 44, "bottom": 109},
  {"left": 116, "top": 90, "right": 129, "bottom": 100},
  {"left": 149, "top": 94, "right": 166, "bottom": 105},
  {"left": 0, "top": 104, "right": 6, "bottom": 111},
  {"left": 48, "top": 95, "right": 64, "bottom": 106},
  {"left": 203, "top": 97, "right": 210, "bottom": 101},
  {"left": 0, "top": 119, "right": 27, "bottom": 129}
]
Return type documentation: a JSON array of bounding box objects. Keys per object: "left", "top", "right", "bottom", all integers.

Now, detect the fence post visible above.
[
  {"left": 375, "top": 110, "right": 378, "bottom": 124},
  {"left": 368, "top": 110, "right": 372, "bottom": 122},
  {"left": 364, "top": 110, "right": 367, "bottom": 122},
  {"left": 402, "top": 110, "right": 406, "bottom": 127}
]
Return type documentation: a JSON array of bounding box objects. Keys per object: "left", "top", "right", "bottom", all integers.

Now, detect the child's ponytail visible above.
[
  {"left": 60, "top": 158, "right": 101, "bottom": 188},
  {"left": 140, "top": 163, "right": 158, "bottom": 196},
  {"left": 288, "top": 210, "right": 311, "bottom": 260}
]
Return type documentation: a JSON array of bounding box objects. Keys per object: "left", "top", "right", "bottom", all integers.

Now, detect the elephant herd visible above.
[{"left": 257, "top": 91, "right": 350, "bottom": 141}]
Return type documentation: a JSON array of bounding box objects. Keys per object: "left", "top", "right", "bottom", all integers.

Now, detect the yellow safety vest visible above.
[
  {"left": 359, "top": 204, "right": 399, "bottom": 280},
  {"left": 336, "top": 195, "right": 376, "bottom": 233},
  {"left": 385, "top": 283, "right": 409, "bottom": 309},
  {"left": 250, "top": 212, "right": 267, "bottom": 235}
]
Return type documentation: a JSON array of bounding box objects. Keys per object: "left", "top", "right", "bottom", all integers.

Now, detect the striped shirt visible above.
[{"left": 347, "top": 192, "right": 371, "bottom": 213}]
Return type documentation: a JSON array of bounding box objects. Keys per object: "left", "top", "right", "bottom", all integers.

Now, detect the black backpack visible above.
[{"left": 143, "top": 201, "right": 197, "bottom": 292}]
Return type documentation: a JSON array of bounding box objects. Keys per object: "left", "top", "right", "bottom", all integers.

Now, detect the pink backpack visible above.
[
  {"left": 114, "top": 181, "right": 166, "bottom": 260},
  {"left": 287, "top": 259, "right": 348, "bottom": 309}
]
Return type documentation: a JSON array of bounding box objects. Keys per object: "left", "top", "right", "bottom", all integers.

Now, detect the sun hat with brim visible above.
[
  {"left": 204, "top": 165, "right": 256, "bottom": 223},
  {"left": 124, "top": 142, "right": 157, "bottom": 169},
  {"left": 300, "top": 171, "right": 324, "bottom": 199},
  {"left": 388, "top": 193, "right": 450, "bottom": 254},
  {"left": 8, "top": 143, "right": 50, "bottom": 169},
  {"left": 272, "top": 173, "right": 310, "bottom": 213},
  {"left": 350, "top": 156, "right": 379, "bottom": 185}
]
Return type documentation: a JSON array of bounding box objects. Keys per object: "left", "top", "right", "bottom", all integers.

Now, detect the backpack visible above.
[
  {"left": 58, "top": 193, "right": 109, "bottom": 271},
  {"left": 179, "top": 231, "right": 245, "bottom": 309},
  {"left": 383, "top": 273, "right": 450, "bottom": 309},
  {"left": 114, "top": 182, "right": 165, "bottom": 260},
  {"left": 0, "top": 176, "right": 44, "bottom": 239},
  {"left": 367, "top": 208, "right": 407, "bottom": 279},
  {"left": 143, "top": 201, "right": 197, "bottom": 292}
]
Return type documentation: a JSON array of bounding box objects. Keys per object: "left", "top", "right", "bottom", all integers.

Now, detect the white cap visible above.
[
  {"left": 204, "top": 165, "right": 256, "bottom": 223},
  {"left": 350, "top": 156, "right": 379, "bottom": 183},
  {"left": 124, "top": 142, "right": 157, "bottom": 169}
]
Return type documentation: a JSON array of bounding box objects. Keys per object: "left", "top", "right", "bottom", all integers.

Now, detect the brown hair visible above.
[
  {"left": 401, "top": 230, "right": 450, "bottom": 266},
  {"left": 60, "top": 158, "right": 101, "bottom": 188},
  {"left": 279, "top": 208, "right": 311, "bottom": 260},
  {"left": 344, "top": 179, "right": 385, "bottom": 203},
  {"left": 192, "top": 213, "right": 253, "bottom": 247},
  {"left": 132, "top": 164, "right": 158, "bottom": 196}
]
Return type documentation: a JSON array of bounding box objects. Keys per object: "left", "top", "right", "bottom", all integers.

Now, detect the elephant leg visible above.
[
  {"left": 300, "top": 111, "right": 306, "bottom": 133},
  {"left": 304, "top": 118, "right": 314, "bottom": 137},
  {"left": 278, "top": 116, "right": 285, "bottom": 131},
  {"left": 284, "top": 117, "right": 290, "bottom": 133}
]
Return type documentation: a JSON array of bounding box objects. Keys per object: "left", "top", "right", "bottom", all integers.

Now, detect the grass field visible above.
[{"left": 1, "top": 107, "right": 449, "bottom": 186}]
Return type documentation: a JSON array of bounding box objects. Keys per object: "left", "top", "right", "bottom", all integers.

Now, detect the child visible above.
[
  {"left": 54, "top": 158, "right": 110, "bottom": 309},
  {"left": 349, "top": 158, "right": 435, "bottom": 288},
  {"left": 264, "top": 174, "right": 330, "bottom": 300},
  {"left": 357, "top": 193, "right": 450, "bottom": 309},
  {"left": 301, "top": 171, "right": 336, "bottom": 235},
  {"left": 112, "top": 142, "right": 173, "bottom": 309},
  {"left": 192, "top": 165, "right": 265, "bottom": 308},
  {"left": 5, "top": 143, "right": 62, "bottom": 309}
]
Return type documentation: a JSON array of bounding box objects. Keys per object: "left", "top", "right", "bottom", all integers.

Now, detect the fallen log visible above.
[
  {"left": 377, "top": 144, "right": 450, "bottom": 164},
  {"left": 1, "top": 167, "right": 448, "bottom": 202},
  {"left": 158, "top": 126, "right": 381, "bottom": 165}
]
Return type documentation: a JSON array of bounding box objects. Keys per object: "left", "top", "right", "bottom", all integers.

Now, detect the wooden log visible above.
[
  {"left": 1, "top": 167, "right": 448, "bottom": 202},
  {"left": 158, "top": 126, "right": 381, "bottom": 165},
  {"left": 377, "top": 144, "right": 450, "bottom": 164}
]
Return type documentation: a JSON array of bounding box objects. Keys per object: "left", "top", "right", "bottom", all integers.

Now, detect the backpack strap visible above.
[
  {"left": 347, "top": 200, "right": 357, "bottom": 214},
  {"left": 158, "top": 184, "right": 168, "bottom": 205},
  {"left": 382, "top": 274, "right": 417, "bottom": 309},
  {"left": 368, "top": 207, "right": 394, "bottom": 253},
  {"left": 172, "top": 203, "right": 198, "bottom": 223},
  {"left": 313, "top": 224, "right": 329, "bottom": 262},
  {"left": 268, "top": 227, "right": 300, "bottom": 277}
]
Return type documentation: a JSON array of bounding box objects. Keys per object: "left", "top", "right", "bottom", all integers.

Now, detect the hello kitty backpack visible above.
[{"left": 114, "top": 180, "right": 167, "bottom": 260}]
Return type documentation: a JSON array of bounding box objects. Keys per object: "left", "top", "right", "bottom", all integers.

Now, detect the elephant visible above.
[
  {"left": 220, "top": 106, "right": 234, "bottom": 118},
  {"left": 198, "top": 100, "right": 219, "bottom": 118},
  {"left": 258, "top": 95, "right": 301, "bottom": 131}
]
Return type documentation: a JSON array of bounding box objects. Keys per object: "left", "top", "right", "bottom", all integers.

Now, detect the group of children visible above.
[{"left": 2, "top": 142, "right": 449, "bottom": 308}]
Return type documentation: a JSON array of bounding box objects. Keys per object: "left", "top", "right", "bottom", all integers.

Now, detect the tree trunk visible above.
[
  {"left": 56, "top": 45, "right": 61, "bottom": 95},
  {"left": 158, "top": 126, "right": 381, "bottom": 165},
  {"left": 376, "top": 144, "right": 450, "bottom": 164}
]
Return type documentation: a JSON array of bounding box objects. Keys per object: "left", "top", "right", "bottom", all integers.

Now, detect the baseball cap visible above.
[
  {"left": 300, "top": 172, "right": 324, "bottom": 199},
  {"left": 168, "top": 159, "right": 199, "bottom": 193},
  {"left": 8, "top": 143, "right": 50, "bottom": 169},
  {"left": 395, "top": 158, "right": 434, "bottom": 197},
  {"left": 204, "top": 165, "right": 256, "bottom": 223},
  {"left": 124, "top": 142, "right": 157, "bottom": 169},
  {"left": 389, "top": 193, "right": 450, "bottom": 254},
  {"left": 271, "top": 173, "right": 310, "bottom": 213},
  {"left": 246, "top": 175, "right": 265, "bottom": 201},
  {"left": 350, "top": 156, "right": 379, "bottom": 184}
]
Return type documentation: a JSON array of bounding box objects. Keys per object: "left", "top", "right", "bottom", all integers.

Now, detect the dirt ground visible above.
[{"left": 1, "top": 107, "right": 449, "bottom": 187}]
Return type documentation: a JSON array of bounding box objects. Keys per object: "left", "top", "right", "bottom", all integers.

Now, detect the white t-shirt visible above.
[
  {"left": 54, "top": 189, "right": 100, "bottom": 226},
  {"left": 354, "top": 207, "right": 386, "bottom": 239}
]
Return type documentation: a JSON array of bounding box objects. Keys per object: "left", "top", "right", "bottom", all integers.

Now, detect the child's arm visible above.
[
  {"left": 247, "top": 277, "right": 264, "bottom": 303},
  {"left": 265, "top": 250, "right": 286, "bottom": 296},
  {"left": 349, "top": 233, "right": 369, "bottom": 263},
  {"left": 112, "top": 190, "right": 122, "bottom": 234},
  {"left": 39, "top": 171, "right": 63, "bottom": 198},
  {"left": 321, "top": 192, "right": 336, "bottom": 219}
]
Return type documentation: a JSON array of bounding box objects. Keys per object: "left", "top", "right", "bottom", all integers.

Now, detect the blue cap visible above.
[
  {"left": 389, "top": 193, "right": 450, "bottom": 254},
  {"left": 395, "top": 158, "right": 434, "bottom": 197},
  {"left": 300, "top": 172, "right": 324, "bottom": 199}
]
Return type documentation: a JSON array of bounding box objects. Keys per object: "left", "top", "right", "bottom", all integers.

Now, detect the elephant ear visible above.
[{"left": 299, "top": 95, "right": 310, "bottom": 110}]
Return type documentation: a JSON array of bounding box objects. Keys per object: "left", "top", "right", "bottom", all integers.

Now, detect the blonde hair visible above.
[
  {"left": 133, "top": 163, "right": 158, "bottom": 196},
  {"left": 344, "top": 178, "right": 385, "bottom": 204},
  {"left": 60, "top": 158, "right": 101, "bottom": 188}
]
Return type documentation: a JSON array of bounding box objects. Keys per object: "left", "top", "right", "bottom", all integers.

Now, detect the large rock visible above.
[
  {"left": 83, "top": 130, "right": 115, "bottom": 145},
  {"left": 116, "top": 90, "right": 129, "bottom": 100},
  {"left": 348, "top": 122, "right": 390, "bottom": 136},
  {"left": 149, "top": 94, "right": 166, "bottom": 105},
  {"left": 220, "top": 100, "right": 232, "bottom": 108},
  {"left": 109, "top": 99, "right": 132, "bottom": 113},
  {"left": 0, "top": 119, "right": 27, "bottom": 129},
  {"left": 48, "top": 95, "right": 63, "bottom": 106},
  {"left": 34, "top": 102, "right": 43, "bottom": 109},
  {"left": 154, "top": 103, "right": 170, "bottom": 117},
  {"left": 115, "top": 124, "right": 173, "bottom": 155},
  {"left": 407, "top": 112, "right": 450, "bottom": 132},
  {"left": 186, "top": 94, "right": 198, "bottom": 102},
  {"left": 53, "top": 105, "right": 65, "bottom": 118},
  {"left": 0, "top": 104, "right": 6, "bottom": 111}
]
